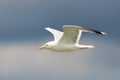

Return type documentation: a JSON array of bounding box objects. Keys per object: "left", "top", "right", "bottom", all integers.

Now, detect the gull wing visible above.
[
  {"left": 58, "top": 25, "right": 83, "bottom": 44},
  {"left": 58, "top": 25, "right": 106, "bottom": 44},
  {"left": 45, "top": 27, "right": 63, "bottom": 42}
]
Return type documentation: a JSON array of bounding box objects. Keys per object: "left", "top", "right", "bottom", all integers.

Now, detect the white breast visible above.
[{"left": 50, "top": 44, "right": 79, "bottom": 52}]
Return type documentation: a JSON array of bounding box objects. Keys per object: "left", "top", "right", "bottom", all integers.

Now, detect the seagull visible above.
[{"left": 38, "top": 25, "right": 106, "bottom": 52}]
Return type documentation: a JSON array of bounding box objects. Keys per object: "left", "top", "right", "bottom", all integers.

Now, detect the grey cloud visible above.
[{"left": 0, "top": 39, "right": 120, "bottom": 80}]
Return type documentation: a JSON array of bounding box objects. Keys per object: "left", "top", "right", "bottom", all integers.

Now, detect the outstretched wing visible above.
[
  {"left": 58, "top": 25, "right": 106, "bottom": 44},
  {"left": 58, "top": 25, "right": 82, "bottom": 44},
  {"left": 45, "top": 27, "right": 63, "bottom": 42}
]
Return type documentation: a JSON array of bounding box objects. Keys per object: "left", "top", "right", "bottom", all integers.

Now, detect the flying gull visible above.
[{"left": 38, "top": 25, "right": 106, "bottom": 52}]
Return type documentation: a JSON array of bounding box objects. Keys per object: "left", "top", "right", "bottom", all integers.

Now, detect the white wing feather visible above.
[
  {"left": 45, "top": 27, "right": 63, "bottom": 42},
  {"left": 76, "top": 30, "right": 82, "bottom": 44}
]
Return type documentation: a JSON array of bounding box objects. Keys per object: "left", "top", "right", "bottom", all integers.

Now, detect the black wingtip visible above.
[
  {"left": 100, "top": 32, "right": 107, "bottom": 35},
  {"left": 89, "top": 29, "right": 107, "bottom": 35},
  {"left": 94, "top": 30, "right": 107, "bottom": 35}
]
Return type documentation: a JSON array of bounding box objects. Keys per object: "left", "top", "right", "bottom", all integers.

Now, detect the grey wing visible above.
[
  {"left": 58, "top": 25, "right": 106, "bottom": 45},
  {"left": 58, "top": 25, "right": 82, "bottom": 44}
]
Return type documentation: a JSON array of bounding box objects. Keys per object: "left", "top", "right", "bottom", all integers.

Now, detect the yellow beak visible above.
[{"left": 38, "top": 45, "right": 45, "bottom": 50}]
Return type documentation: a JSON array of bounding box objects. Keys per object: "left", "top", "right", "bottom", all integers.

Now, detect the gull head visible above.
[{"left": 38, "top": 41, "right": 55, "bottom": 50}]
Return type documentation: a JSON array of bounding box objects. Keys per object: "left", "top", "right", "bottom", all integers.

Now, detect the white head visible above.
[{"left": 38, "top": 41, "right": 56, "bottom": 50}]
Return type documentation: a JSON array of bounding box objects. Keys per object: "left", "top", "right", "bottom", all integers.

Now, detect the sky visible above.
[{"left": 0, "top": 0, "right": 120, "bottom": 80}]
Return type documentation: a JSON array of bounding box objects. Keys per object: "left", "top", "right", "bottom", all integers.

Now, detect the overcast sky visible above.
[
  {"left": 0, "top": 0, "right": 120, "bottom": 80},
  {"left": 0, "top": 0, "right": 120, "bottom": 42}
]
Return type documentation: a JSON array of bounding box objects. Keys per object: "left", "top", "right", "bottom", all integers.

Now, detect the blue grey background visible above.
[
  {"left": 0, "top": 0, "right": 120, "bottom": 42},
  {"left": 0, "top": 0, "right": 120, "bottom": 80}
]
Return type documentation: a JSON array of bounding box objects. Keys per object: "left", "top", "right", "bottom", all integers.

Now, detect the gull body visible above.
[
  {"left": 38, "top": 25, "right": 106, "bottom": 52},
  {"left": 44, "top": 41, "right": 94, "bottom": 52}
]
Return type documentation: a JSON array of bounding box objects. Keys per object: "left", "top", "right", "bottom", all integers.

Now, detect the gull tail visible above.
[
  {"left": 78, "top": 45, "right": 94, "bottom": 49},
  {"left": 82, "top": 45, "right": 94, "bottom": 49}
]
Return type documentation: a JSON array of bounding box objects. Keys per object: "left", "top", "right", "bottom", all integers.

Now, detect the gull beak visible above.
[{"left": 38, "top": 45, "right": 45, "bottom": 50}]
